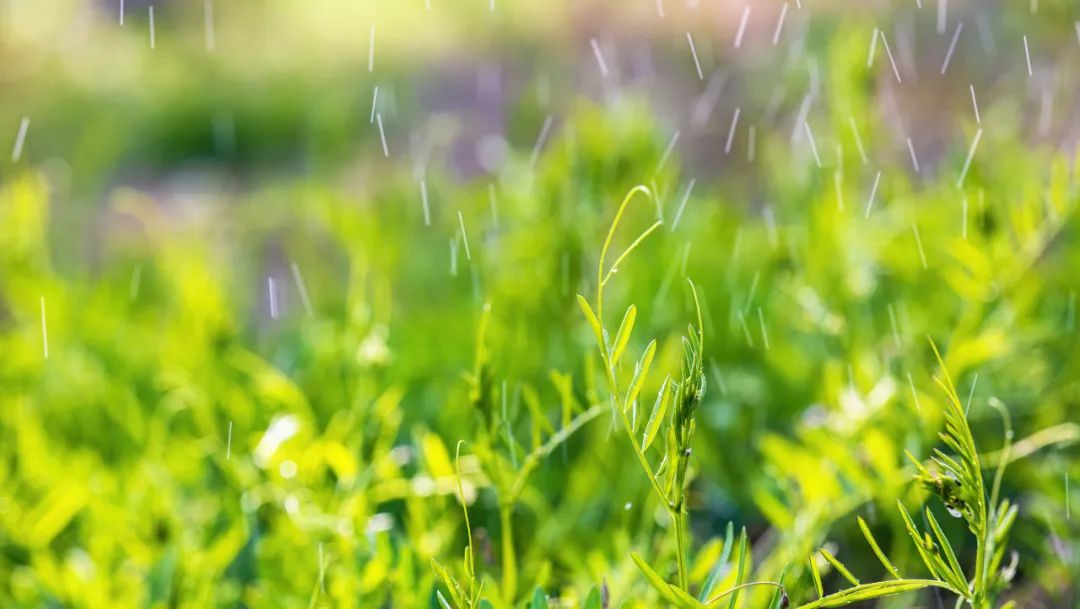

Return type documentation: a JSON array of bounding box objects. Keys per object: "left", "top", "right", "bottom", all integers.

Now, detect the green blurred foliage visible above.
[{"left": 0, "top": 1, "right": 1078, "bottom": 608}]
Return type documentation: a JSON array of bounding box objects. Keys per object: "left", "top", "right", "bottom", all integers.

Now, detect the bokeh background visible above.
[{"left": 0, "top": 0, "right": 1078, "bottom": 607}]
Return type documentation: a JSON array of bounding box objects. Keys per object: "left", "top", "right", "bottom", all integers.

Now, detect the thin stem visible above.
[
  {"left": 792, "top": 580, "right": 961, "bottom": 609},
  {"left": 602, "top": 220, "right": 664, "bottom": 287},
  {"left": 506, "top": 403, "right": 606, "bottom": 502},
  {"left": 454, "top": 441, "right": 477, "bottom": 602},
  {"left": 591, "top": 184, "right": 703, "bottom": 596},
  {"left": 592, "top": 186, "right": 668, "bottom": 507},
  {"left": 706, "top": 581, "right": 786, "bottom": 605},
  {"left": 615, "top": 396, "right": 669, "bottom": 504},
  {"left": 973, "top": 541, "right": 986, "bottom": 607},
  {"left": 987, "top": 399, "right": 1013, "bottom": 513},
  {"left": 980, "top": 422, "right": 1077, "bottom": 466},
  {"left": 687, "top": 277, "right": 704, "bottom": 353},
  {"left": 499, "top": 504, "right": 517, "bottom": 602},
  {"left": 929, "top": 342, "right": 989, "bottom": 602},
  {"left": 596, "top": 185, "right": 654, "bottom": 328},
  {"left": 673, "top": 510, "right": 689, "bottom": 590}
]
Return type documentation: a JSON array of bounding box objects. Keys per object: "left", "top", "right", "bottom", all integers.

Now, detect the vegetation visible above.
[{"left": 1, "top": 1, "right": 1078, "bottom": 608}]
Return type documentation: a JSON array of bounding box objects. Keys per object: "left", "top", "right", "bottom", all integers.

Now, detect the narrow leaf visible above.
[
  {"left": 809, "top": 556, "right": 824, "bottom": 599},
  {"left": 995, "top": 502, "right": 1018, "bottom": 541},
  {"left": 796, "top": 579, "right": 956, "bottom": 609},
  {"left": 626, "top": 340, "right": 657, "bottom": 409},
  {"left": 699, "top": 521, "right": 734, "bottom": 601},
  {"left": 610, "top": 305, "right": 637, "bottom": 367},
  {"left": 577, "top": 295, "right": 606, "bottom": 356},
  {"left": 431, "top": 558, "right": 466, "bottom": 608},
  {"left": 727, "top": 527, "right": 749, "bottom": 609},
  {"left": 532, "top": 586, "right": 549, "bottom": 609},
  {"left": 769, "top": 563, "right": 790, "bottom": 609},
  {"left": 895, "top": 500, "right": 941, "bottom": 581},
  {"left": 924, "top": 508, "right": 965, "bottom": 585},
  {"left": 819, "top": 549, "right": 860, "bottom": 587},
  {"left": 630, "top": 552, "right": 705, "bottom": 609},
  {"left": 642, "top": 376, "right": 672, "bottom": 451},
  {"left": 857, "top": 516, "right": 901, "bottom": 579},
  {"left": 582, "top": 587, "right": 602, "bottom": 609}
]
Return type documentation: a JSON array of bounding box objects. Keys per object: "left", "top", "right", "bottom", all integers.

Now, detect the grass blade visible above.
[
  {"left": 818, "top": 549, "right": 860, "bottom": 587},
  {"left": 626, "top": 339, "right": 657, "bottom": 409},
  {"left": 531, "top": 586, "right": 549, "bottom": 609},
  {"left": 630, "top": 551, "right": 705, "bottom": 609},
  {"left": 896, "top": 500, "right": 942, "bottom": 581},
  {"left": 577, "top": 295, "right": 606, "bottom": 359},
  {"left": 924, "top": 508, "right": 966, "bottom": 586},
  {"left": 582, "top": 587, "right": 602, "bottom": 609},
  {"left": 857, "top": 516, "right": 901, "bottom": 579},
  {"left": 793, "top": 579, "right": 958, "bottom": 609},
  {"left": 809, "top": 556, "right": 823, "bottom": 599},
  {"left": 699, "top": 521, "right": 735, "bottom": 602},
  {"left": 769, "top": 563, "right": 790, "bottom": 609},
  {"left": 642, "top": 376, "right": 672, "bottom": 451},
  {"left": 727, "top": 527, "right": 749, "bottom": 609},
  {"left": 610, "top": 304, "right": 637, "bottom": 366},
  {"left": 431, "top": 558, "right": 466, "bottom": 608}
]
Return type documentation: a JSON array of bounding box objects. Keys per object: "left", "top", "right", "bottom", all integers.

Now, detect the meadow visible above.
[{"left": 0, "top": 0, "right": 1078, "bottom": 607}]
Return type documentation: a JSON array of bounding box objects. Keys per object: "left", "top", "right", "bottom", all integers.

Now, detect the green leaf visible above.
[
  {"left": 642, "top": 376, "right": 672, "bottom": 451},
  {"left": 893, "top": 504, "right": 964, "bottom": 594},
  {"left": 577, "top": 295, "right": 606, "bottom": 357},
  {"left": 819, "top": 549, "right": 859, "bottom": 587},
  {"left": 431, "top": 558, "right": 466, "bottom": 608},
  {"left": 727, "top": 527, "right": 749, "bottom": 609},
  {"left": 857, "top": 516, "right": 901, "bottom": 579},
  {"left": 463, "top": 547, "right": 473, "bottom": 582},
  {"left": 994, "top": 501, "right": 1018, "bottom": 541},
  {"left": 630, "top": 551, "right": 705, "bottom": 609},
  {"left": 926, "top": 339, "right": 987, "bottom": 537},
  {"left": 429, "top": 557, "right": 464, "bottom": 604},
  {"left": 924, "top": 508, "right": 965, "bottom": 586},
  {"left": 895, "top": 500, "right": 942, "bottom": 581},
  {"left": 531, "top": 586, "right": 549, "bottom": 609},
  {"left": 699, "top": 521, "right": 734, "bottom": 602},
  {"left": 794, "top": 579, "right": 956, "bottom": 609},
  {"left": 769, "top": 563, "right": 790, "bottom": 609},
  {"left": 626, "top": 340, "right": 657, "bottom": 410},
  {"left": 582, "top": 587, "right": 602, "bottom": 609},
  {"left": 610, "top": 304, "right": 637, "bottom": 367},
  {"left": 436, "top": 590, "right": 454, "bottom": 609},
  {"left": 809, "top": 555, "right": 823, "bottom": 599}
]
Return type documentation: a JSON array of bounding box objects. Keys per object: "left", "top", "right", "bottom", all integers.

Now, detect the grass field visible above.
[{"left": 1, "top": 1, "right": 1078, "bottom": 607}]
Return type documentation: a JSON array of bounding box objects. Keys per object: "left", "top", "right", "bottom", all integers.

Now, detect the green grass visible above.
[{"left": 2, "top": 2, "right": 1080, "bottom": 608}]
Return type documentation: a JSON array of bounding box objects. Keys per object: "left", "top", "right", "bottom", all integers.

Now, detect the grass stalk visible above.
[{"left": 499, "top": 504, "right": 517, "bottom": 602}]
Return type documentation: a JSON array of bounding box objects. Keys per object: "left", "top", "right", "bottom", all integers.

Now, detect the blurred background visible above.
[{"left": 0, "top": 0, "right": 1078, "bottom": 607}]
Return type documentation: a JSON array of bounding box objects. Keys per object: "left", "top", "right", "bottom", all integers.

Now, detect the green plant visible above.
[
  {"left": 794, "top": 341, "right": 1018, "bottom": 609},
  {"left": 432, "top": 302, "right": 611, "bottom": 608},
  {"left": 431, "top": 441, "right": 481, "bottom": 609},
  {"left": 577, "top": 186, "right": 785, "bottom": 608},
  {"left": 6, "top": 3, "right": 1080, "bottom": 604}
]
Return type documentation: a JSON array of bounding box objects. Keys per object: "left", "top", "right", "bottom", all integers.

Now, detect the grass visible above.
[
  {"left": 577, "top": 184, "right": 711, "bottom": 604},
  {"left": 2, "top": 2, "right": 1080, "bottom": 608},
  {"left": 793, "top": 342, "right": 1019, "bottom": 609}
]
